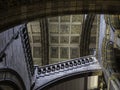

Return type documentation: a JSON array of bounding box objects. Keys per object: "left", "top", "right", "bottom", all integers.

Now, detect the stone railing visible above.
[{"left": 33, "top": 55, "right": 102, "bottom": 90}]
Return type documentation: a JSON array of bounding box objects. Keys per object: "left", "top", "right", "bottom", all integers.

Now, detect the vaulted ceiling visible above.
[{"left": 27, "top": 14, "right": 98, "bottom": 66}]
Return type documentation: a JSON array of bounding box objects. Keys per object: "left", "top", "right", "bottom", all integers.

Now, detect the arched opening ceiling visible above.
[{"left": 27, "top": 14, "right": 98, "bottom": 66}]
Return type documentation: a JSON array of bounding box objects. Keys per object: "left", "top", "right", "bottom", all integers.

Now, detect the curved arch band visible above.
[
  {"left": 34, "top": 55, "right": 102, "bottom": 90},
  {"left": 0, "top": 0, "right": 120, "bottom": 32}
]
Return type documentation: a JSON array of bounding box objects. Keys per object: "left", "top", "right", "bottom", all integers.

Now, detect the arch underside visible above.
[
  {"left": 35, "top": 70, "right": 101, "bottom": 90},
  {"left": 0, "top": 0, "right": 120, "bottom": 32}
]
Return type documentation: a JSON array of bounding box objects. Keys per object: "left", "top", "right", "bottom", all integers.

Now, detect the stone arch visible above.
[
  {"left": 0, "top": 68, "right": 26, "bottom": 90},
  {"left": 0, "top": 80, "right": 19, "bottom": 90},
  {"left": 0, "top": 0, "right": 120, "bottom": 32}
]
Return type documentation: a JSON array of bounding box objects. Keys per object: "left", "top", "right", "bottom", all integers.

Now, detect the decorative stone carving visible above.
[
  {"left": 90, "top": 37, "right": 96, "bottom": 43},
  {"left": 60, "top": 36, "right": 69, "bottom": 44},
  {"left": 50, "top": 47, "right": 58, "bottom": 58},
  {"left": 61, "top": 15, "right": 70, "bottom": 22},
  {"left": 49, "top": 17, "right": 59, "bottom": 22},
  {"left": 31, "top": 25, "right": 40, "bottom": 34},
  {"left": 70, "top": 47, "right": 79, "bottom": 59},
  {"left": 60, "top": 47, "right": 69, "bottom": 58},
  {"left": 50, "top": 36, "right": 59, "bottom": 44},
  {"left": 71, "top": 25, "right": 81, "bottom": 34},
  {"left": 60, "top": 25, "right": 70, "bottom": 34},
  {"left": 70, "top": 36, "right": 79, "bottom": 44},
  {"left": 49, "top": 24, "right": 59, "bottom": 34},
  {"left": 33, "top": 47, "right": 41, "bottom": 58},
  {"left": 33, "top": 36, "right": 41, "bottom": 43},
  {"left": 72, "top": 15, "right": 83, "bottom": 22}
]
